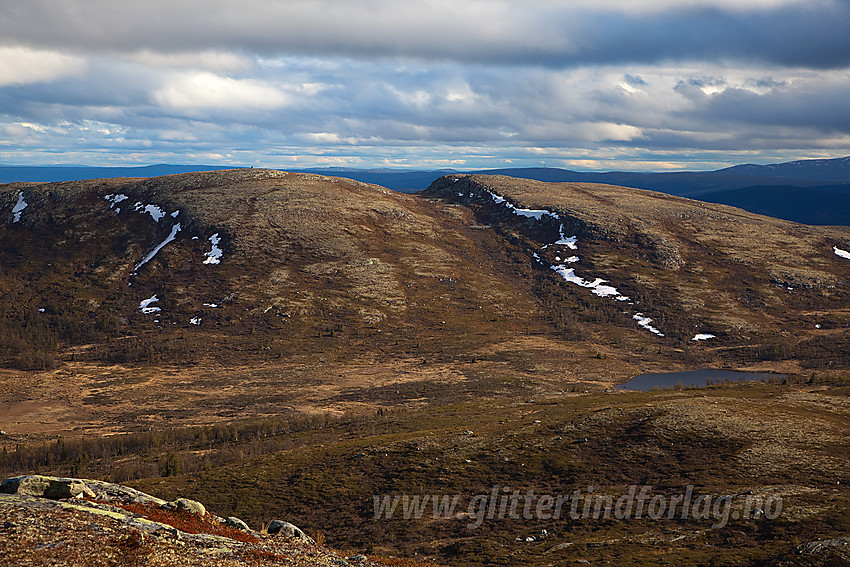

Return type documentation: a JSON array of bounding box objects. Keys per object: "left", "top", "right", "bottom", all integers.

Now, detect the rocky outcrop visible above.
[
  {"left": 1, "top": 475, "right": 96, "bottom": 499},
  {"left": 162, "top": 497, "right": 206, "bottom": 516},
  {"left": 770, "top": 536, "right": 850, "bottom": 566},
  {"left": 268, "top": 519, "right": 315, "bottom": 544},
  {"left": 224, "top": 516, "right": 251, "bottom": 531},
  {"left": 0, "top": 475, "right": 386, "bottom": 567}
]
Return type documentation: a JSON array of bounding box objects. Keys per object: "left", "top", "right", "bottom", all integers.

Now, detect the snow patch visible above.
[
  {"left": 190, "top": 317, "right": 202, "bottom": 325},
  {"left": 555, "top": 230, "right": 578, "bottom": 250},
  {"left": 486, "top": 191, "right": 555, "bottom": 221},
  {"left": 203, "top": 303, "right": 219, "bottom": 308},
  {"left": 134, "top": 202, "right": 166, "bottom": 222},
  {"left": 513, "top": 206, "right": 552, "bottom": 220},
  {"left": 171, "top": 210, "right": 180, "bottom": 218},
  {"left": 692, "top": 333, "right": 716, "bottom": 341},
  {"left": 485, "top": 187, "right": 677, "bottom": 337},
  {"left": 488, "top": 191, "right": 506, "bottom": 204},
  {"left": 104, "top": 194, "right": 129, "bottom": 209},
  {"left": 135, "top": 223, "right": 181, "bottom": 270},
  {"left": 551, "top": 265, "right": 630, "bottom": 301},
  {"left": 11, "top": 192, "right": 27, "bottom": 222},
  {"left": 139, "top": 295, "right": 161, "bottom": 314},
  {"left": 834, "top": 246, "right": 850, "bottom": 260},
  {"left": 633, "top": 313, "right": 665, "bottom": 337},
  {"left": 203, "top": 233, "right": 223, "bottom": 264}
]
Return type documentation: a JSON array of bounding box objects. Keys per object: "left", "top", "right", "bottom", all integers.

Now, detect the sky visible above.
[{"left": 1, "top": 0, "right": 850, "bottom": 171}]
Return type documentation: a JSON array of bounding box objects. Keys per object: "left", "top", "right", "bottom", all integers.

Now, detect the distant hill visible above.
[
  {"left": 471, "top": 156, "right": 850, "bottom": 225},
  {"left": 2, "top": 168, "right": 848, "bottom": 391},
  {"left": 0, "top": 164, "right": 234, "bottom": 184},
  {"left": 716, "top": 156, "right": 850, "bottom": 183},
  {"left": 0, "top": 164, "right": 451, "bottom": 194},
  {"left": 469, "top": 167, "right": 838, "bottom": 197},
  {"left": 293, "top": 167, "right": 456, "bottom": 192},
  {"left": 697, "top": 184, "right": 850, "bottom": 226},
  {"left": 3, "top": 155, "right": 850, "bottom": 224},
  {"left": 477, "top": 156, "right": 850, "bottom": 189}
]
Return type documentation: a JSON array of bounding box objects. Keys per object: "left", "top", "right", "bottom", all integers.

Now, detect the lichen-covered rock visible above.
[
  {"left": 83, "top": 478, "right": 166, "bottom": 506},
  {"left": 224, "top": 516, "right": 251, "bottom": 531},
  {"left": 0, "top": 475, "right": 95, "bottom": 500},
  {"left": 268, "top": 519, "right": 315, "bottom": 543},
  {"left": 1, "top": 485, "right": 355, "bottom": 566},
  {"left": 789, "top": 536, "right": 850, "bottom": 563},
  {"left": 162, "top": 497, "right": 206, "bottom": 516}
]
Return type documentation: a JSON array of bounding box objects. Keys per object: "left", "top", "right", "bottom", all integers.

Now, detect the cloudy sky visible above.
[{"left": 1, "top": 0, "right": 849, "bottom": 170}]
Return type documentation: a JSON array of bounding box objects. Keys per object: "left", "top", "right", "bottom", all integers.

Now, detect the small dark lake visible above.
[{"left": 616, "top": 369, "right": 785, "bottom": 391}]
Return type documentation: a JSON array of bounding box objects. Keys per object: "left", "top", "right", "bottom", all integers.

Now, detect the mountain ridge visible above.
[
  {"left": 4, "top": 155, "right": 849, "bottom": 225},
  {"left": 2, "top": 168, "right": 849, "bottom": 437}
]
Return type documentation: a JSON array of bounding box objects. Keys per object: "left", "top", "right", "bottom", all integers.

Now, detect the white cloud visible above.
[
  {"left": 304, "top": 132, "right": 342, "bottom": 143},
  {"left": 153, "top": 72, "right": 291, "bottom": 110},
  {"left": 0, "top": 46, "right": 84, "bottom": 86},
  {"left": 524, "top": 120, "right": 644, "bottom": 143},
  {"left": 386, "top": 86, "right": 434, "bottom": 107},
  {"left": 293, "top": 82, "right": 333, "bottom": 96},
  {"left": 125, "top": 50, "right": 254, "bottom": 72},
  {"left": 583, "top": 122, "right": 645, "bottom": 142},
  {"left": 554, "top": 0, "right": 821, "bottom": 13}
]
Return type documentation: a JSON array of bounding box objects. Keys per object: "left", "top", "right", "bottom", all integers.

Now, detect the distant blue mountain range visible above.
[
  {"left": 3, "top": 157, "right": 849, "bottom": 225},
  {"left": 0, "top": 164, "right": 234, "bottom": 183}
]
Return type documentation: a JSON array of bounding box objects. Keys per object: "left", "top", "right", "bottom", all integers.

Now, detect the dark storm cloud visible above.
[
  {"left": 686, "top": 81, "right": 850, "bottom": 131},
  {"left": 2, "top": 0, "right": 849, "bottom": 169},
  {"left": 2, "top": 0, "right": 849, "bottom": 68},
  {"left": 571, "top": 4, "right": 850, "bottom": 69}
]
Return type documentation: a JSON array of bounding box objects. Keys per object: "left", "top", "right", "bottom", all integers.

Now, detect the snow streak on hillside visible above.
[
  {"left": 484, "top": 190, "right": 665, "bottom": 337},
  {"left": 135, "top": 223, "right": 181, "bottom": 271},
  {"left": 12, "top": 192, "right": 27, "bottom": 223}
]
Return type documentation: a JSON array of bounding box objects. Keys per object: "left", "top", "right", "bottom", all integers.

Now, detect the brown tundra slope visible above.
[
  {"left": 428, "top": 174, "right": 850, "bottom": 369},
  {"left": 0, "top": 169, "right": 848, "bottom": 436}
]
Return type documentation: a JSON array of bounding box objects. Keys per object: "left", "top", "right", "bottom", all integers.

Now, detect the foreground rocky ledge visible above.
[
  {"left": 0, "top": 475, "right": 386, "bottom": 567},
  {"left": 3, "top": 475, "right": 846, "bottom": 566}
]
